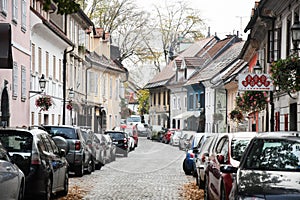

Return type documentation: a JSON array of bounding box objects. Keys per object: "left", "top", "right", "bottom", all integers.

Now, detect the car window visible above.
[
  {"left": 107, "top": 132, "right": 125, "bottom": 139},
  {"left": 0, "top": 132, "right": 33, "bottom": 153},
  {"left": 231, "top": 138, "right": 252, "bottom": 161},
  {"left": 244, "top": 139, "right": 300, "bottom": 171},
  {"left": 45, "top": 127, "right": 77, "bottom": 139},
  {"left": 40, "top": 134, "right": 54, "bottom": 154}
]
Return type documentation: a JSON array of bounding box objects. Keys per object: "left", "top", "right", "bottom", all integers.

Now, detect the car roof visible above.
[
  {"left": 254, "top": 131, "right": 300, "bottom": 140},
  {"left": 0, "top": 127, "right": 48, "bottom": 136}
]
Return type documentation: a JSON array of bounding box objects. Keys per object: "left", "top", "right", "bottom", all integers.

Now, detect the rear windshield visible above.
[
  {"left": 0, "top": 131, "right": 33, "bottom": 153},
  {"left": 44, "top": 127, "right": 77, "bottom": 139},
  {"left": 231, "top": 138, "right": 252, "bottom": 161},
  {"left": 107, "top": 132, "right": 125, "bottom": 139},
  {"left": 244, "top": 139, "right": 300, "bottom": 171}
]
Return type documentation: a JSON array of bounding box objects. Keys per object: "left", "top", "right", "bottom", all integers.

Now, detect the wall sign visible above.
[{"left": 238, "top": 74, "right": 274, "bottom": 91}]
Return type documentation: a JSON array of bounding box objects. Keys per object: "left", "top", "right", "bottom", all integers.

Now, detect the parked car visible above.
[
  {"left": 102, "top": 134, "right": 116, "bottom": 162},
  {"left": 179, "top": 132, "right": 194, "bottom": 150},
  {"left": 92, "top": 133, "right": 106, "bottom": 170},
  {"left": 204, "top": 132, "right": 257, "bottom": 200},
  {"left": 162, "top": 129, "right": 178, "bottom": 144},
  {"left": 193, "top": 133, "right": 219, "bottom": 189},
  {"left": 43, "top": 125, "right": 94, "bottom": 176},
  {"left": 182, "top": 133, "right": 205, "bottom": 175},
  {"left": 137, "top": 123, "right": 152, "bottom": 137},
  {"left": 80, "top": 128, "right": 96, "bottom": 172},
  {"left": 0, "top": 141, "right": 25, "bottom": 200},
  {"left": 170, "top": 130, "right": 183, "bottom": 146},
  {"left": 221, "top": 131, "right": 300, "bottom": 200},
  {"left": 122, "top": 124, "right": 139, "bottom": 148},
  {"left": 0, "top": 127, "right": 69, "bottom": 199},
  {"left": 105, "top": 131, "right": 129, "bottom": 157},
  {"left": 147, "top": 125, "right": 163, "bottom": 140}
]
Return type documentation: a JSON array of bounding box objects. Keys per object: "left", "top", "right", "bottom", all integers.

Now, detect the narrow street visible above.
[{"left": 61, "top": 137, "right": 197, "bottom": 200}]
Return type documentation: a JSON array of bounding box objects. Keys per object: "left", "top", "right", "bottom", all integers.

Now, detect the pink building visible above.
[{"left": 0, "top": 0, "right": 31, "bottom": 127}]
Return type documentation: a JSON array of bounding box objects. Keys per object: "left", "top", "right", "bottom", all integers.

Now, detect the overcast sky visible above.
[{"left": 136, "top": 0, "right": 255, "bottom": 40}]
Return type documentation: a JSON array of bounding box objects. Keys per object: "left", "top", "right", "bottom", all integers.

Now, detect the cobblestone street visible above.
[{"left": 63, "top": 137, "right": 195, "bottom": 200}]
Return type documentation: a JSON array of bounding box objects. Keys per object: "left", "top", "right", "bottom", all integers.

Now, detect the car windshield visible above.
[
  {"left": 44, "top": 127, "right": 77, "bottom": 139},
  {"left": 107, "top": 132, "right": 125, "bottom": 139},
  {"left": 231, "top": 138, "right": 252, "bottom": 161},
  {"left": 173, "top": 131, "right": 182, "bottom": 137},
  {"left": 0, "top": 131, "right": 33, "bottom": 153},
  {"left": 244, "top": 139, "right": 300, "bottom": 171},
  {"left": 126, "top": 117, "right": 141, "bottom": 123}
]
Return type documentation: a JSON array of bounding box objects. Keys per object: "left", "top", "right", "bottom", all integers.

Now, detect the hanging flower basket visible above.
[
  {"left": 66, "top": 101, "right": 73, "bottom": 110},
  {"left": 35, "top": 95, "right": 53, "bottom": 111},
  {"left": 270, "top": 54, "right": 300, "bottom": 96},
  {"left": 236, "top": 91, "right": 268, "bottom": 113},
  {"left": 229, "top": 109, "right": 243, "bottom": 122}
]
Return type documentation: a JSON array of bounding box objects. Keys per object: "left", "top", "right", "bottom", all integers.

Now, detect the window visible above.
[
  {"left": 45, "top": 51, "right": 49, "bottom": 77},
  {"left": 188, "top": 93, "right": 194, "bottom": 110},
  {"left": 0, "top": 0, "right": 7, "bottom": 16},
  {"left": 31, "top": 112, "right": 34, "bottom": 125},
  {"left": 31, "top": 43, "right": 35, "bottom": 72},
  {"left": 58, "top": 59, "right": 62, "bottom": 81},
  {"left": 110, "top": 77, "right": 112, "bottom": 99},
  {"left": 115, "top": 79, "right": 119, "bottom": 100},
  {"left": 12, "top": 62, "right": 18, "bottom": 97},
  {"left": 21, "top": 65, "right": 26, "bottom": 100},
  {"left": 267, "top": 28, "right": 281, "bottom": 62},
  {"left": 38, "top": 47, "right": 42, "bottom": 74},
  {"left": 12, "top": 0, "right": 18, "bottom": 23},
  {"left": 53, "top": 56, "right": 56, "bottom": 80},
  {"left": 177, "top": 97, "right": 181, "bottom": 110},
  {"left": 21, "top": 0, "right": 26, "bottom": 31}
]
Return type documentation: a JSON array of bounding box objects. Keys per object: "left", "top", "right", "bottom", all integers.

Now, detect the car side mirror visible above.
[
  {"left": 217, "top": 154, "right": 225, "bottom": 164},
  {"left": 59, "top": 149, "right": 66, "bottom": 157},
  {"left": 193, "top": 147, "right": 199, "bottom": 154},
  {"left": 220, "top": 165, "right": 237, "bottom": 173}
]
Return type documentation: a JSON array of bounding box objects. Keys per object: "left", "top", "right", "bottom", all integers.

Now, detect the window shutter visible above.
[{"left": 12, "top": 62, "right": 18, "bottom": 97}]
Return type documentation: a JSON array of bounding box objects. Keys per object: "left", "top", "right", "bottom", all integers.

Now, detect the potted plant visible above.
[
  {"left": 35, "top": 95, "right": 53, "bottom": 111},
  {"left": 229, "top": 109, "right": 243, "bottom": 122},
  {"left": 270, "top": 54, "right": 300, "bottom": 97}
]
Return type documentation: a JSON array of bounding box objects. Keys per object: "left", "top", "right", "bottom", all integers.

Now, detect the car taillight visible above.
[
  {"left": 31, "top": 152, "right": 41, "bottom": 165},
  {"left": 201, "top": 154, "right": 206, "bottom": 163},
  {"left": 75, "top": 141, "right": 81, "bottom": 150},
  {"left": 124, "top": 138, "right": 127, "bottom": 143},
  {"left": 190, "top": 153, "right": 194, "bottom": 158}
]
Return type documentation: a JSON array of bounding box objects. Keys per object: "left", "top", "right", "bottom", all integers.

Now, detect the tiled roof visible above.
[
  {"left": 186, "top": 41, "right": 245, "bottom": 85},
  {"left": 145, "top": 37, "right": 218, "bottom": 89},
  {"left": 85, "top": 52, "right": 126, "bottom": 72},
  {"left": 183, "top": 57, "right": 204, "bottom": 68}
]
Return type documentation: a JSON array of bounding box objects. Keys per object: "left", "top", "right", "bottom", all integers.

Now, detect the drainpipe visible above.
[
  {"left": 85, "top": 63, "right": 92, "bottom": 127},
  {"left": 62, "top": 46, "right": 74, "bottom": 125}
]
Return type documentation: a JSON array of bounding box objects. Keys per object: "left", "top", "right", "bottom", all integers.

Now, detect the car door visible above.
[
  {"left": 0, "top": 147, "right": 20, "bottom": 200},
  {"left": 209, "top": 135, "right": 229, "bottom": 200},
  {"left": 40, "top": 133, "right": 62, "bottom": 190}
]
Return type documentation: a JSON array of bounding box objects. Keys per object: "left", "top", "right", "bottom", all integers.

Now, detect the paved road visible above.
[{"left": 67, "top": 137, "right": 191, "bottom": 200}]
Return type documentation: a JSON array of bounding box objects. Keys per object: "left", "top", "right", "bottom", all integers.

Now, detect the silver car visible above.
[{"left": 0, "top": 142, "right": 25, "bottom": 200}]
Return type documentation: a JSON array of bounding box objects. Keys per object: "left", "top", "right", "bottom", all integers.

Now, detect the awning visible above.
[{"left": 173, "top": 111, "right": 200, "bottom": 119}]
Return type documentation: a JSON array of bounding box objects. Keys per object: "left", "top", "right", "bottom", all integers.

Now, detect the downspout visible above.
[
  {"left": 62, "top": 46, "right": 74, "bottom": 125},
  {"left": 85, "top": 63, "right": 92, "bottom": 127}
]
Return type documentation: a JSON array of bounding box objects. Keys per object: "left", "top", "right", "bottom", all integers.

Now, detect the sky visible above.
[{"left": 136, "top": 0, "right": 255, "bottom": 40}]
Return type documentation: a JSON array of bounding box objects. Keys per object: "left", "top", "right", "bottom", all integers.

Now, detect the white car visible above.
[
  {"left": 170, "top": 130, "right": 183, "bottom": 146},
  {"left": 126, "top": 132, "right": 135, "bottom": 151}
]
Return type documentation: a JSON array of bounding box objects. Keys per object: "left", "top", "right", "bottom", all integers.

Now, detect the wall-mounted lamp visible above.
[
  {"left": 253, "top": 60, "right": 262, "bottom": 74},
  {"left": 95, "top": 106, "right": 104, "bottom": 117},
  {"left": 68, "top": 88, "right": 75, "bottom": 99},
  {"left": 29, "top": 74, "right": 46, "bottom": 97},
  {"left": 291, "top": 22, "right": 300, "bottom": 50}
]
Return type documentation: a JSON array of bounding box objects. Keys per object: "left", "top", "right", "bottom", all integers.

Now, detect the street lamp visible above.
[
  {"left": 253, "top": 60, "right": 262, "bottom": 74},
  {"left": 291, "top": 22, "right": 300, "bottom": 50},
  {"left": 29, "top": 74, "right": 46, "bottom": 97}
]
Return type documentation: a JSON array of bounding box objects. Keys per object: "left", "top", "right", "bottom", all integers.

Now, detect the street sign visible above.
[{"left": 238, "top": 73, "right": 274, "bottom": 91}]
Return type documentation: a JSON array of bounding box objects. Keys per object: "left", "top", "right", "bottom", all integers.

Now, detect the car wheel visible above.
[
  {"left": 195, "top": 171, "right": 199, "bottom": 186},
  {"left": 74, "top": 162, "right": 84, "bottom": 177},
  {"left": 41, "top": 178, "right": 52, "bottom": 200},
  {"left": 204, "top": 177, "right": 210, "bottom": 200},
  {"left": 124, "top": 150, "right": 128, "bottom": 157},
  {"left": 60, "top": 172, "right": 69, "bottom": 196},
  {"left": 85, "top": 159, "right": 93, "bottom": 174},
  {"left": 183, "top": 159, "right": 191, "bottom": 175},
  {"left": 18, "top": 180, "right": 25, "bottom": 200},
  {"left": 199, "top": 173, "right": 205, "bottom": 189}
]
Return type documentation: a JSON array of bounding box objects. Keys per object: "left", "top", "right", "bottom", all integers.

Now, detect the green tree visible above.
[
  {"left": 137, "top": 89, "right": 149, "bottom": 115},
  {"left": 42, "top": 0, "right": 81, "bottom": 15}
]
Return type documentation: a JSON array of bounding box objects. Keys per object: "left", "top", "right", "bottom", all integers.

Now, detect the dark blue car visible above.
[{"left": 182, "top": 133, "right": 204, "bottom": 175}]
